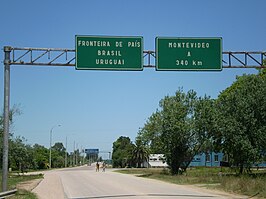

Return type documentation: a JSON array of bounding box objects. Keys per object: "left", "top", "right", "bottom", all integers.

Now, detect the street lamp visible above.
[
  {"left": 65, "top": 136, "right": 68, "bottom": 168},
  {"left": 49, "top": 124, "right": 61, "bottom": 169},
  {"left": 65, "top": 133, "right": 75, "bottom": 167}
]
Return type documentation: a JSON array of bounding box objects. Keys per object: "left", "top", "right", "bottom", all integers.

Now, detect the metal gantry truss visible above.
[
  {"left": 6, "top": 46, "right": 266, "bottom": 68},
  {"left": 223, "top": 51, "right": 266, "bottom": 68},
  {"left": 8, "top": 47, "right": 75, "bottom": 67}
]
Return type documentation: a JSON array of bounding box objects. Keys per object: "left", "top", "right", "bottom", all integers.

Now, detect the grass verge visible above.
[{"left": 116, "top": 167, "right": 266, "bottom": 198}]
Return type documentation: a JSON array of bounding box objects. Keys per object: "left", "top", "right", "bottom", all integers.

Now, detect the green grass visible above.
[
  {"left": 116, "top": 167, "right": 266, "bottom": 198},
  {"left": 0, "top": 173, "right": 43, "bottom": 199},
  {"left": 9, "top": 189, "right": 38, "bottom": 199},
  {"left": 219, "top": 174, "right": 266, "bottom": 198}
]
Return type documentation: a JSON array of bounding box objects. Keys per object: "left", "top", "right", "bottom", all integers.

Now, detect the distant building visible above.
[
  {"left": 144, "top": 152, "right": 224, "bottom": 168},
  {"left": 144, "top": 152, "right": 266, "bottom": 168},
  {"left": 143, "top": 154, "right": 168, "bottom": 168},
  {"left": 189, "top": 152, "right": 224, "bottom": 167}
]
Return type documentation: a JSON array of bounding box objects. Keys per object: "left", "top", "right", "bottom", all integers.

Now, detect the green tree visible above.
[
  {"left": 51, "top": 142, "right": 66, "bottom": 168},
  {"left": 160, "top": 89, "right": 198, "bottom": 175},
  {"left": 132, "top": 138, "right": 150, "bottom": 168},
  {"left": 137, "top": 111, "right": 164, "bottom": 154},
  {"left": 216, "top": 73, "right": 266, "bottom": 173},
  {"left": 32, "top": 144, "right": 49, "bottom": 169},
  {"left": 0, "top": 105, "right": 22, "bottom": 168},
  {"left": 194, "top": 96, "right": 219, "bottom": 154},
  {"left": 52, "top": 155, "right": 65, "bottom": 168},
  {"left": 137, "top": 89, "right": 216, "bottom": 175},
  {"left": 9, "top": 136, "right": 34, "bottom": 172},
  {"left": 112, "top": 136, "right": 134, "bottom": 168},
  {"left": 52, "top": 142, "right": 66, "bottom": 156}
]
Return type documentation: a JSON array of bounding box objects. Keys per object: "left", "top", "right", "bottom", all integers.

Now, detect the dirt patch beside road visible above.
[{"left": 16, "top": 178, "right": 42, "bottom": 191}]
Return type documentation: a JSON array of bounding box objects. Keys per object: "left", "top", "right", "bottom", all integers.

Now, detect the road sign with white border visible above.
[
  {"left": 156, "top": 37, "right": 222, "bottom": 71},
  {"left": 76, "top": 35, "right": 143, "bottom": 70}
]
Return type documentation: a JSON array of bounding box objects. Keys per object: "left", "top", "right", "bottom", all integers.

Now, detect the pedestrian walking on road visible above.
[
  {"left": 96, "top": 162, "right": 99, "bottom": 172},
  {"left": 102, "top": 162, "right": 106, "bottom": 172}
]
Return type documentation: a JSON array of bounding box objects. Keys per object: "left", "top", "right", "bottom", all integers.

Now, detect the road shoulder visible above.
[{"left": 32, "top": 171, "right": 65, "bottom": 199}]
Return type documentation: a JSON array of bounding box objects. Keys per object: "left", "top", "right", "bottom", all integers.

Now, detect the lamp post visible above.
[
  {"left": 49, "top": 124, "right": 61, "bottom": 169},
  {"left": 65, "top": 133, "right": 75, "bottom": 167},
  {"left": 65, "top": 136, "right": 68, "bottom": 168}
]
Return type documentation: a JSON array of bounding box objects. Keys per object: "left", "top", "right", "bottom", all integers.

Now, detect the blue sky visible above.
[{"left": 1, "top": 0, "right": 266, "bottom": 158}]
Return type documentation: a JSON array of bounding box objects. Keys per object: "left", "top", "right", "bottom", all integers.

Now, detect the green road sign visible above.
[
  {"left": 76, "top": 36, "right": 143, "bottom": 70},
  {"left": 156, "top": 37, "right": 222, "bottom": 71}
]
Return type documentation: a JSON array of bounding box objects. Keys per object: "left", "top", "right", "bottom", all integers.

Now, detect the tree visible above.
[
  {"left": 9, "top": 136, "right": 34, "bottom": 172},
  {"left": 0, "top": 105, "right": 22, "bottom": 169},
  {"left": 51, "top": 142, "right": 66, "bottom": 168},
  {"left": 112, "top": 136, "right": 134, "bottom": 168},
  {"left": 160, "top": 89, "right": 199, "bottom": 175},
  {"left": 52, "top": 155, "right": 65, "bottom": 168},
  {"left": 137, "top": 111, "right": 164, "bottom": 154},
  {"left": 215, "top": 73, "right": 266, "bottom": 173},
  {"left": 52, "top": 142, "right": 66, "bottom": 156},
  {"left": 132, "top": 138, "right": 150, "bottom": 168},
  {"left": 194, "top": 96, "right": 220, "bottom": 153},
  {"left": 137, "top": 89, "right": 216, "bottom": 175},
  {"left": 32, "top": 144, "right": 49, "bottom": 169}
]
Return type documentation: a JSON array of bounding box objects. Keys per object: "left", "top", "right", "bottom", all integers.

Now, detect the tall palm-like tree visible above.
[{"left": 132, "top": 139, "right": 150, "bottom": 168}]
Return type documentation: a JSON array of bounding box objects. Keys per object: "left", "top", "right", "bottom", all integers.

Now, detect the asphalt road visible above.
[{"left": 33, "top": 165, "right": 244, "bottom": 199}]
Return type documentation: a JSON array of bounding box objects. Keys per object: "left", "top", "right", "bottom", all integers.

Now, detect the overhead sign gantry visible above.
[{"left": 1, "top": 36, "right": 266, "bottom": 191}]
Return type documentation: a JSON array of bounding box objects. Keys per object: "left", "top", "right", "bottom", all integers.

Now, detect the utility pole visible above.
[
  {"left": 49, "top": 124, "right": 61, "bottom": 169},
  {"left": 65, "top": 136, "right": 68, "bottom": 167},
  {"left": 2, "top": 46, "right": 11, "bottom": 191},
  {"left": 73, "top": 141, "right": 75, "bottom": 166}
]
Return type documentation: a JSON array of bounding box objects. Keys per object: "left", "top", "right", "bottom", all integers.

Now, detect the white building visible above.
[{"left": 143, "top": 154, "right": 168, "bottom": 168}]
